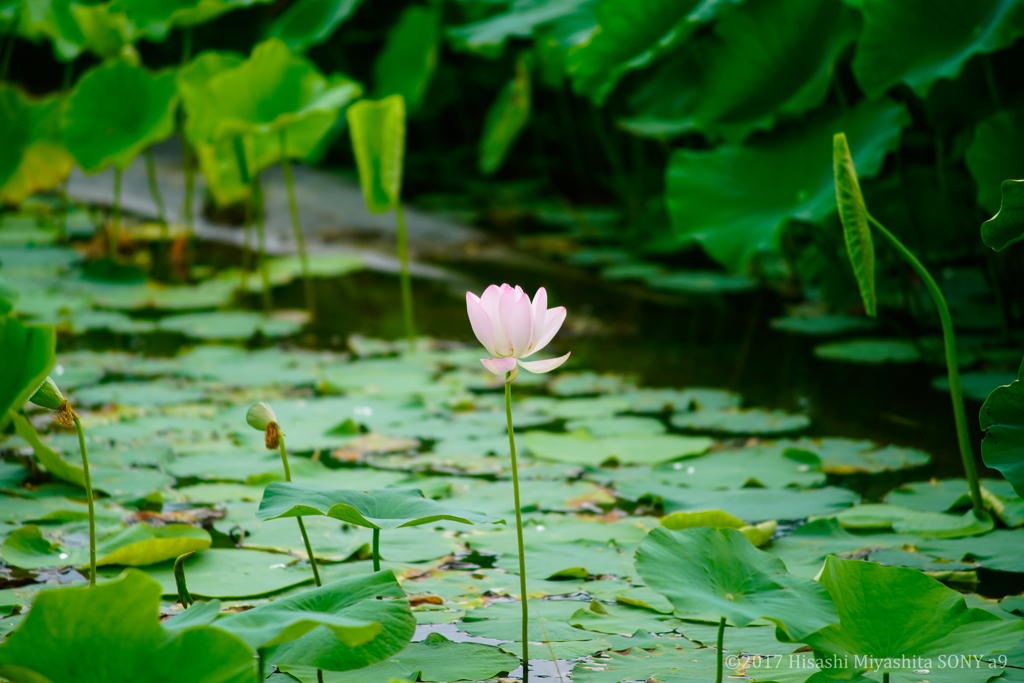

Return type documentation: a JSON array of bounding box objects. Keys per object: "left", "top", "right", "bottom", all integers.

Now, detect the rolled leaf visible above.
[
  {"left": 833, "top": 132, "right": 876, "bottom": 316},
  {"left": 347, "top": 94, "right": 406, "bottom": 213},
  {"left": 478, "top": 53, "right": 531, "bottom": 176}
]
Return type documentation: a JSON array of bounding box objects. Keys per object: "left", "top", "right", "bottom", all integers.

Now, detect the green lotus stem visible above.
[
  {"left": 504, "top": 371, "right": 530, "bottom": 683},
  {"left": 882, "top": 674, "right": 889, "bottom": 683},
  {"left": 257, "top": 649, "right": 265, "bottom": 683},
  {"left": 181, "top": 137, "right": 195, "bottom": 274},
  {"left": 252, "top": 172, "right": 273, "bottom": 314},
  {"left": 241, "top": 202, "right": 252, "bottom": 293},
  {"left": 174, "top": 551, "right": 195, "bottom": 607},
  {"left": 868, "top": 216, "right": 983, "bottom": 516},
  {"left": 72, "top": 415, "right": 97, "bottom": 588},
  {"left": 0, "top": 16, "right": 17, "bottom": 81},
  {"left": 110, "top": 167, "right": 122, "bottom": 260},
  {"left": 277, "top": 433, "right": 321, "bottom": 587},
  {"left": 144, "top": 148, "right": 168, "bottom": 240},
  {"left": 279, "top": 130, "right": 316, "bottom": 319},
  {"left": 372, "top": 528, "right": 381, "bottom": 572},
  {"left": 715, "top": 617, "right": 725, "bottom": 683},
  {"left": 394, "top": 204, "right": 416, "bottom": 349}
]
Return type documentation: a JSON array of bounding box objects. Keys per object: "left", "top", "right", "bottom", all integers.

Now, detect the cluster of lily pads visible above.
[{"left": 3, "top": 269, "right": 1024, "bottom": 683}]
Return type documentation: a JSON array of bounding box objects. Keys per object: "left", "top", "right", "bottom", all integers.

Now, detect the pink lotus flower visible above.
[{"left": 467, "top": 284, "right": 570, "bottom": 379}]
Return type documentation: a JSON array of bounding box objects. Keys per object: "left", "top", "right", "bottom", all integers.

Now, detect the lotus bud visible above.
[
  {"left": 30, "top": 376, "right": 75, "bottom": 428},
  {"left": 246, "top": 402, "right": 281, "bottom": 450},
  {"left": 30, "top": 377, "right": 65, "bottom": 410}
]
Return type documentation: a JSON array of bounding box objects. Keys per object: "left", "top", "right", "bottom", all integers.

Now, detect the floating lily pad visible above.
[
  {"left": 769, "top": 314, "right": 878, "bottom": 336},
  {"left": 1, "top": 523, "right": 211, "bottom": 569},
  {"left": 157, "top": 310, "right": 309, "bottom": 340},
  {"left": 637, "top": 527, "right": 837, "bottom": 639},
  {"left": 617, "top": 483, "right": 858, "bottom": 522},
  {"left": 282, "top": 632, "right": 518, "bottom": 683},
  {"left": 819, "top": 504, "right": 994, "bottom": 539},
  {"left": 645, "top": 270, "right": 757, "bottom": 294},
  {"left": 783, "top": 438, "right": 931, "bottom": 475},
  {"left": 671, "top": 408, "right": 810, "bottom": 435},
  {"left": 813, "top": 339, "right": 921, "bottom": 364},
  {"left": 521, "top": 432, "right": 713, "bottom": 466},
  {"left": 574, "top": 644, "right": 724, "bottom": 683},
  {"left": 932, "top": 371, "right": 1017, "bottom": 402},
  {"left": 768, "top": 519, "right": 915, "bottom": 579}
]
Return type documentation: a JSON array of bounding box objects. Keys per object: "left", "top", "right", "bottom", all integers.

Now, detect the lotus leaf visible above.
[
  {"left": 670, "top": 408, "right": 810, "bottom": 435},
  {"left": 521, "top": 431, "right": 713, "bottom": 466},
  {"left": 0, "top": 570, "right": 256, "bottom": 682},
  {"left": 62, "top": 60, "right": 178, "bottom": 173},
  {"left": 0, "top": 315, "right": 54, "bottom": 429},
  {"left": 636, "top": 527, "right": 838, "bottom": 639},
  {"left": 479, "top": 52, "right": 531, "bottom": 175},
  {"left": 1, "top": 522, "right": 211, "bottom": 569},
  {"left": 266, "top": 0, "right": 364, "bottom": 53},
  {"left": 813, "top": 338, "right": 921, "bottom": 364},
  {"left": 665, "top": 99, "right": 907, "bottom": 270},
  {"left": 800, "top": 556, "right": 1024, "bottom": 677},
  {"left": 347, "top": 94, "right": 405, "bottom": 212},
  {"left": 0, "top": 85, "right": 74, "bottom": 204},
  {"left": 373, "top": 4, "right": 440, "bottom": 113},
  {"left": 113, "top": 0, "right": 274, "bottom": 41},
  {"left": 257, "top": 483, "right": 504, "bottom": 530},
  {"left": 980, "top": 357, "right": 1024, "bottom": 497}
]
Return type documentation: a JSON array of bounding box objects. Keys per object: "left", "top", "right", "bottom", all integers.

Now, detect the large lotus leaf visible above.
[
  {"left": 661, "top": 510, "right": 776, "bottom": 547},
  {"left": 801, "top": 556, "right": 1024, "bottom": 677},
  {"left": 157, "top": 310, "right": 308, "bottom": 339},
  {"left": 767, "top": 519, "right": 914, "bottom": 579},
  {"left": 62, "top": 61, "right": 178, "bottom": 173},
  {"left": 1, "top": 523, "right": 211, "bottom": 569},
  {"left": 981, "top": 180, "right": 1024, "bottom": 253},
  {"left": 671, "top": 408, "right": 810, "bottom": 435},
  {"left": 204, "top": 39, "right": 360, "bottom": 147},
  {"left": 446, "top": 0, "right": 594, "bottom": 53},
  {"left": 617, "top": 483, "right": 858, "bottom": 523},
  {"left": 914, "top": 529, "right": 1024, "bottom": 573},
  {"left": 693, "top": 0, "right": 859, "bottom": 142},
  {"left": 479, "top": 52, "right": 531, "bottom": 175},
  {"left": 264, "top": 578, "right": 415, "bottom": 673},
  {"left": 0, "top": 316, "right": 54, "bottom": 429},
  {"left": 572, "top": 644, "right": 727, "bottom": 683},
  {"left": 980, "top": 358, "right": 1024, "bottom": 498},
  {"left": 17, "top": 0, "right": 132, "bottom": 61},
  {"left": 215, "top": 570, "right": 401, "bottom": 654},
  {"left": 636, "top": 527, "right": 838, "bottom": 639},
  {"left": 965, "top": 108, "right": 1024, "bottom": 216},
  {"left": 123, "top": 548, "right": 319, "bottom": 598},
  {"left": 281, "top": 632, "right": 518, "bottom": 683},
  {"left": 373, "top": 4, "right": 440, "bottom": 113},
  {"left": 0, "top": 85, "right": 75, "bottom": 204},
  {"left": 641, "top": 445, "right": 826, "bottom": 489},
  {"left": 257, "top": 483, "right": 504, "bottom": 530},
  {"left": 819, "top": 504, "right": 994, "bottom": 539},
  {"left": 0, "top": 570, "right": 256, "bottom": 683},
  {"left": 266, "top": 0, "right": 363, "bottom": 53},
  {"left": 782, "top": 437, "right": 931, "bottom": 474},
  {"left": 347, "top": 94, "right": 405, "bottom": 213},
  {"left": 113, "top": 0, "right": 274, "bottom": 40},
  {"left": 849, "top": 0, "right": 1024, "bottom": 99},
  {"left": 567, "top": 0, "right": 739, "bottom": 105},
  {"left": 569, "top": 602, "right": 682, "bottom": 636},
  {"left": 460, "top": 598, "right": 606, "bottom": 641},
  {"left": 665, "top": 99, "right": 907, "bottom": 270},
  {"left": 521, "top": 431, "right": 713, "bottom": 466}
]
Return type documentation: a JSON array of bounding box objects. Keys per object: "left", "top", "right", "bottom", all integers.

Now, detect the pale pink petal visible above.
[
  {"left": 466, "top": 292, "right": 497, "bottom": 356},
  {"left": 480, "top": 357, "right": 517, "bottom": 376},
  {"left": 481, "top": 285, "right": 511, "bottom": 355},
  {"left": 530, "top": 287, "right": 547, "bottom": 352},
  {"left": 517, "top": 352, "right": 570, "bottom": 374},
  {"left": 528, "top": 306, "right": 565, "bottom": 356},
  {"left": 496, "top": 286, "right": 525, "bottom": 356},
  {"left": 502, "top": 291, "right": 533, "bottom": 356}
]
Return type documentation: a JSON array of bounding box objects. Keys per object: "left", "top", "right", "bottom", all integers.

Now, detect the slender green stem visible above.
[
  {"left": 241, "top": 201, "right": 252, "bottom": 293},
  {"left": 278, "top": 434, "right": 321, "bottom": 587},
  {"left": 868, "top": 216, "right": 983, "bottom": 515},
  {"left": 144, "top": 148, "right": 168, "bottom": 238},
  {"left": 181, "top": 27, "right": 193, "bottom": 63},
  {"left": 258, "top": 649, "right": 265, "bottom": 682},
  {"left": 882, "top": 674, "right": 889, "bottom": 683},
  {"left": 394, "top": 204, "right": 416, "bottom": 349},
  {"left": 174, "top": 551, "right": 195, "bottom": 607},
  {"left": 372, "top": 528, "right": 381, "bottom": 572},
  {"left": 0, "top": 16, "right": 18, "bottom": 81},
  {"left": 252, "top": 172, "right": 273, "bottom": 314},
  {"left": 72, "top": 415, "right": 96, "bottom": 587},
  {"left": 279, "top": 130, "right": 315, "bottom": 319},
  {"left": 505, "top": 373, "right": 529, "bottom": 683},
  {"left": 181, "top": 136, "right": 195, "bottom": 275},
  {"left": 715, "top": 617, "right": 725, "bottom": 683},
  {"left": 110, "top": 167, "right": 122, "bottom": 261}
]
